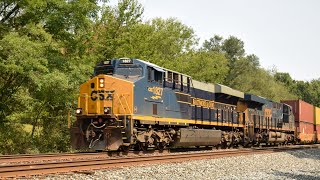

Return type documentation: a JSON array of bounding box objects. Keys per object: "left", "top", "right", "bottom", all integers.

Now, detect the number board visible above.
[
  {"left": 103, "top": 60, "right": 111, "bottom": 65},
  {"left": 120, "top": 58, "right": 133, "bottom": 64}
]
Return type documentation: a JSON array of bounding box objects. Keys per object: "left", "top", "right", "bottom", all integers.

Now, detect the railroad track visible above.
[
  {"left": 0, "top": 152, "right": 111, "bottom": 164},
  {"left": 0, "top": 145, "right": 319, "bottom": 178},
  {"left": 0, "top": 147, "right": 213, "bottom": 164},
  {"left": 0, "top": 150, "right": 168, "bottom": 164}
]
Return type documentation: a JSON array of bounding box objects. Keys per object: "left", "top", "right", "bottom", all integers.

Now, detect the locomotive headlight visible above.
[
  {"left": 104, "top": 107, "right": 111, "bottom": 114},
  {"left": 99, "top": 78, "right": 105, "bottom": 88},
  {"left": 76, "top": 108, "right": 82, "bottom": 115}
]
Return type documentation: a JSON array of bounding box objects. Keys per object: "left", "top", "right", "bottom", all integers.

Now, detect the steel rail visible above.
[
  {"left": 0, "top": 144, "right": 318, "bottom": 164},
  {"left": 0, "top": 149, "right": 259, "bottom": 178},
  {"left": 1, "top": 145, "right": 319, "bottom": 178},
  {"left": 0, "top": 152, "right": 110, "bottom": 164}
]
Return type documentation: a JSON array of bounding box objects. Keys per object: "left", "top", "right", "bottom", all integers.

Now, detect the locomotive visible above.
[{"left": 70, "top": 58, "right": 297, "bottom": 151}]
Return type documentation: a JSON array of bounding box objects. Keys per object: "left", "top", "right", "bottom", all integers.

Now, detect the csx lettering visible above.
[
  {"left": 91, "top": 90, "right": 114, "bottom": 101},
  {"left": 192, "top": 98, "right": 214, "bottom": 108},
  {"left": 148, "top": 86, "right": 163, "bottom": 96}
]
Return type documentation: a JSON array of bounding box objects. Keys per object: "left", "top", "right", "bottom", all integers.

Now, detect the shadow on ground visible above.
[
  {"left": 272, "top": 170, "right": 320, "bottom": 180},
  {"left": 284, "top": 149, "right": 320, "bottom": 160}
]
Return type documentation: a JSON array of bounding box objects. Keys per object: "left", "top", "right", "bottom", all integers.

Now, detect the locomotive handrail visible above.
[
  {"left": 122, "top": 95, "right": 133, "bottom": 115},
  {"left": 114, "top": 93, "right": 132, "bottom": 115},
  {"left": 78, "top": 93, "right": 89, "bottom": 114}
]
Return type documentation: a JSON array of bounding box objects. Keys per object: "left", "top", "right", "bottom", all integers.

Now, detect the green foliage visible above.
[
  {"left": 175, "top": 51, "right": 229, "bottom": 84},
  {"left": 0, "top": 0, "right": 99, "bottom": 154},
  {"left": 275, "top": 72, "right": 320, "bottom": 106},
  {"left": 274, "top": 72, "right": 294, "bottom": 87},
  {"left": 111, "top": 18, "right": 197, "bottom": 67},
  {"left": 202, "top": 35, "right": 223, "bottom": 53},
  {"left": 0, "top": 28, "right": 48, "bottom": 122},
  {"left": 201, "top": 35, "right": 297, "bottom": 102},
  {"left": 0, "top": 123, "right": 31, "bottom": 154},
  {"left": 229, "top": 64, "right": 296, "bottom": 101},
  {"left": 221, "top": 36, "right": 245, "bottom": 63},
  {"left": 94, "top": 0, "right": 144, "bottom": 60}
]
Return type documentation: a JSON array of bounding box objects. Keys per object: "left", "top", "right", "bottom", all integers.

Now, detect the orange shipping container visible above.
[
  {"left": 281, "top": 99, "right": 314, "bottom": 123},
  {"left": 316, "top": 125, "right": 320, "bottom": 143},
  {"left": 295, "top": 121, "right": 315, "bottom": 142},
  {"left": 314, "top": 107, "right": 320, "bottom": 125}
]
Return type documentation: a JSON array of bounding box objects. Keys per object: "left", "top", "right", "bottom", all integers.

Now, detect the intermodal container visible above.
[
  {"left": 316, "top": 125, "right": 320, "bottom": 143},
  {"left": 281, "top": 100, "right": 314, "bottom": 123},
  {"left": 314, "top": 107, "right": 320, "bottom": 125},
  {"left": 295, "top": 121, "right": 315, "bottom": 142}
]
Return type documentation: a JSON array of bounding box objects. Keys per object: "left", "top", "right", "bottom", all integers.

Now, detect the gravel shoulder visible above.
[{"left": 42, "top": 149, "right": 320, "bottom": 180}]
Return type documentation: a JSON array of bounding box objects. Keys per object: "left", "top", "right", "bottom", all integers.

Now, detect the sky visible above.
[{"left": 112, "top": 0, "right": 320, "bottom": 81}]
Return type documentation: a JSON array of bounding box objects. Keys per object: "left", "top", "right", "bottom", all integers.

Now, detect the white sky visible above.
[{"left": 111, "top": 0, "right": 320, "bottom": 81}]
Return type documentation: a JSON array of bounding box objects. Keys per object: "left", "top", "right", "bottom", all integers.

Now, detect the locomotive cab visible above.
[{"left": 71, "top": 58, "right": 139, "bottom": 151}]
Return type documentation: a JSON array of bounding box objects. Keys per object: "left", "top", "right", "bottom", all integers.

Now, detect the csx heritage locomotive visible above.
[{"left": 70, "top": 58, "right": 296, "bottom": 151}]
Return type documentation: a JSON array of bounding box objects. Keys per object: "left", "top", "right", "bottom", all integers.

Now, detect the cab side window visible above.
[
  {"left": 148, "top": 66, "right": 163, "bottom": 84},
  {"left": 148, "top": 67, "right": 154, "bottom": 81},
  {"left": 167, "top": 71, "right": 173, "bottom": 82},
  {"left": 155, "top": 70, "right": 163, "bottom": 83}
]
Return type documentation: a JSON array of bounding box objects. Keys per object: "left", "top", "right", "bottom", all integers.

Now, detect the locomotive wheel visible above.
[
  {"left": 221, "top": 142, "right": 228, "bottom": 149},
  {"left": 139, "top": 142, "right": 148, "bottom": 151},
  {"left": 157, "top": 142, "right": 166, "bottom": 151},
  {"left": 237, "top": 144, "right": 244, "bottom": 149},
  {"left": 121, "top": 145, "right": 131, "bottom": 153},
  {"left": 133, "top": 143, "right": 140, "bottom": 151},
  {"left": 215, "top": 144, "right": 221, "bottom": 150}
]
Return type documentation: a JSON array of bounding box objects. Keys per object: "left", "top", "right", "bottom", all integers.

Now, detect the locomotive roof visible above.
[
  {"left": 192, "top": 80, "right": 215, "bottom": 92},
  {"left": 136, "top": 59, "right": 165, "bottom": 73},
  {"left": 244, "top": 93, "right": 268, "bottom": 104},
  {"left": 214, "top": 84, "right": 245, "bottom": 99},
  {"left": 136, "top": 59, "right": 244, "bottom": 98},
  {"left": 135, "top": 59, "right": 191, "bottom": 77}
]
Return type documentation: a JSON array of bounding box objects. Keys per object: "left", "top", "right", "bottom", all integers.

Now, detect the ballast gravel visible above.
[{"left": 42, "top": 149, "right": 320, "bottom": 180}]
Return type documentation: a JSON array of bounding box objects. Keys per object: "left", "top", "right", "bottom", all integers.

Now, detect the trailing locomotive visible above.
[{"left": 70, "top": 58, "right": 297, "bottom": 151}]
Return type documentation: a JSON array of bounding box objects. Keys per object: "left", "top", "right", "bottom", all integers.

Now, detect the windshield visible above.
[
  {"left": 115, "top": 66, "right": 143, "bottom": 77},
  {"left": 94, "top": 66, "right": 113, "bottom": 76}
]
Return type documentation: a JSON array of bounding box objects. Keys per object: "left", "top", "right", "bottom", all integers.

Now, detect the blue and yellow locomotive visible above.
[{"left": 70, "top": 58, "right": 296, "bottom": 151}]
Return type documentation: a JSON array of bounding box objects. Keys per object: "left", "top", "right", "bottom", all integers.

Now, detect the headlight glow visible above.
[
  {"left": 99, "top": 78, "right": 105, "bottom": 88},
  {"left": 104, "top": 107, "right": 111, "bottom": 114},
  {"left": 76, "top": 108, "right": 82, "bottom": 114}
]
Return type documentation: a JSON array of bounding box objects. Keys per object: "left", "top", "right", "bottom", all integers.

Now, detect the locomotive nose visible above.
[
  {"left": 78, "top": 75, "right": 134, "bottom": 116},
  {"left": 71, "top": 75, "right": 134, "bottom": 151}
]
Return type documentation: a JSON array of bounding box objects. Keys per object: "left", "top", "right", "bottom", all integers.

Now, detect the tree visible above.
[
  {"left": 0, "top": 27, "right": 49, "bottom": 122},
  {"left": 0, "top": 0, "right": 102, "bottom": 153},
  {"left": 94, "top": 0, "right": 144, "bottom": 60},
  {"left": 222, "top": 36, "right": 245, "bottom": 63},
  {"left": 274, "top": 72, "right": 294, "bottom": 88},
  {"left": 178, "top": 51, "right": 229, "bottom": 84},
  {"left": 309, "top": 79, "right": 320, "bottom": 107},
  {"left": 202, "top": 35, "right": 223, "bottom": 53}
]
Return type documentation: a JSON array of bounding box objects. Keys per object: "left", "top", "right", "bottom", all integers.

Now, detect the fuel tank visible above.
[{"left": 173, "top": 128, "right": 221, "bottom": 147}]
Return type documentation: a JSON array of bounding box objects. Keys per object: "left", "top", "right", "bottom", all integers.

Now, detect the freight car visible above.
[
  {"left": 281, "top": 99, "right": 317, "bottom": 143},
  {"left": 70, "top": 58, "right": 298, "bottom": 151}
]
